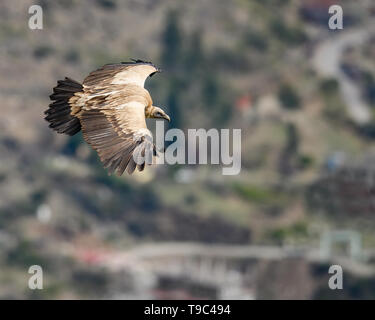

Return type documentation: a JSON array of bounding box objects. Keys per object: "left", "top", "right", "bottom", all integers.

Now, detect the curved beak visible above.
[{"left": 163, "top": 114, "right": 171, "bottom": 122}]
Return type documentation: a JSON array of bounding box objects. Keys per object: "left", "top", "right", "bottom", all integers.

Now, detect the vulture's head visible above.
[{"left": 150, "top": 106, "right": 170, "bottom": 122}]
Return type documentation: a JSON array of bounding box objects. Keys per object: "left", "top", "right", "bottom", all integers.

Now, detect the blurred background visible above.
[{"left": 0, "top": 0, "right": 375, "bottom": 299}]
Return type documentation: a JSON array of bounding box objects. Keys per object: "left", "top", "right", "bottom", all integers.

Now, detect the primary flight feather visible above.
[{"left": 44, "top": 60, "right": 170, "bottom": 176}]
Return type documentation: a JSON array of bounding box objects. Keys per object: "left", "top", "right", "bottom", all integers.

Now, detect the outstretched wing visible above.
[
  {"left": 83, "top": 60, "right": 160, "bottom": 89},
  {"left": 79, "top": 101, "right": 156, "bottom": 176}
]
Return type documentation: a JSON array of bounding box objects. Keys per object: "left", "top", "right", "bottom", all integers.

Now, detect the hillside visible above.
[{"left": 1, "top": 0, "right": 375, "bottom": 299}]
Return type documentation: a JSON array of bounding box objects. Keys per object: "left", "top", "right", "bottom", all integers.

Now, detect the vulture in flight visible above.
[{"left": 44, "top": 60, "right": 170, "bottom": 176}]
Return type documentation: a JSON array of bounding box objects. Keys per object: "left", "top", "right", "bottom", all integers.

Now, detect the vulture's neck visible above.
[{"left": 145, "top": 105, "right": 155, "bottom": 118}]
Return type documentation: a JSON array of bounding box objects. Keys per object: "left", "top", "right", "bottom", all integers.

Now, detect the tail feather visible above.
[{"left": 45, "top": 77, "right": 83, "bottom": 136}]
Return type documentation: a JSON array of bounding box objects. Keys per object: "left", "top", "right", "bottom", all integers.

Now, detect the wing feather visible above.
[
  {"left": 83, "top": 61, "right": 159, "bottom": 89},
  {"left": 79, "top": 102, "right": 155, "bottom": 176}
]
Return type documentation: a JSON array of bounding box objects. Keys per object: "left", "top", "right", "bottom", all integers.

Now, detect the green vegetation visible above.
[
  {"left": 7, "top": 241, "right": 48, "bottom": 268},
  {"left": 278, "top": 84, "right": 301, "bottom": 110},
  {"left": 233, "top": 183, "right": 289, "bottom": 207},
  {"left": 243, "top": 29, "right": 268, "bottom": 52},
  {"left": 267, "top": 221, "right": 309, "bottom": 245},
  {"left": 159, "top": 10, "right": 234, "bottom": 129},
  {"left": 269, "top": 18, "right": 307, "bottom": 46},
  {"left": 319, "top": 78, "right": 349, "bottom": 124}
]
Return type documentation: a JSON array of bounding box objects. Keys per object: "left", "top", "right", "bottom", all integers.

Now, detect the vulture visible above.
[{"left": 44, "top": 59, "right": 170, "bottom": 176}]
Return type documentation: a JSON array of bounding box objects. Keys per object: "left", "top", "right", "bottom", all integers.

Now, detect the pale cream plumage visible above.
[{"left": 45, "top": 60, "right": 170, "bottom": 175}]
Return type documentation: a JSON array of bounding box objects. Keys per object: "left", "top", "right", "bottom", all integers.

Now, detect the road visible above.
[
  {"left": 312, "top": 27, "right": 373, "bottom": 124},
  {"left": 94, "top": 242, "right": 375, "bottom": 277}
]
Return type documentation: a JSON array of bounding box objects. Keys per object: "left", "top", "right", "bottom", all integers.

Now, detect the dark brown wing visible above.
[{"left": 79, "top": 101, "right": 156, "bottom": 176}]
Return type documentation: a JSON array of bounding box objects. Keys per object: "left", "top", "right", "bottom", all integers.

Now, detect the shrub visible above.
[{"left": 278, "top": 84, "right": 301, "bottom": 110}]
